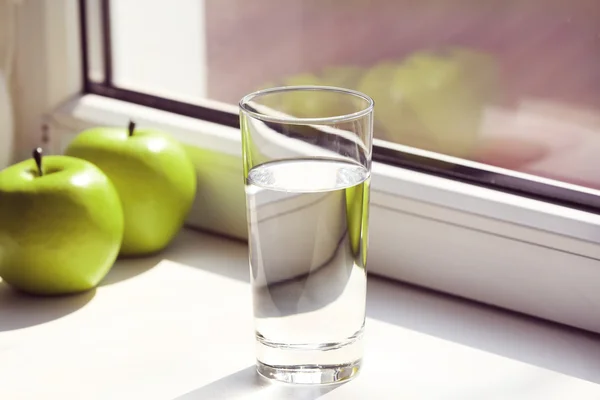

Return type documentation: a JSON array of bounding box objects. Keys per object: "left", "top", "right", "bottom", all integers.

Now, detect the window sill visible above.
[
  {"left": 0, "top": 228, "right": 598, "bottom": 398},
  {"left": 48, "top": 94, "right": 600, "bottom": 334}
]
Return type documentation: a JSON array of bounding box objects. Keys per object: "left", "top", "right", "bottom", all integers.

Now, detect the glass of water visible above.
[{"left": 239, "top": 86, "right": 373, "bottom": 384}]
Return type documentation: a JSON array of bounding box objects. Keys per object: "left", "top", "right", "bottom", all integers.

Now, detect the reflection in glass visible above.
[{"left": 206, "top": 0, "right": 600, "bottom": 190}]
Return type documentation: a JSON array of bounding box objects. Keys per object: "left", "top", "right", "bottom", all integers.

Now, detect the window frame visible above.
[
  {"left": 21, "top": 0, "right": 600, "bottom": 333},
  {"left": 83, "top": 0, "right": 600, "bottom": 215}
]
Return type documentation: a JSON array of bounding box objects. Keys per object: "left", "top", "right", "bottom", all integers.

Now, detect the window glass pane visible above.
[
  {"left": 109, "top": 0, "right": 207, "bottom": 100},
  {"left": 83, "top": 0, "right": 105, "bottom": 83},
  {"left": 104, "top": 0, "right": 600, "bottom": 191}
]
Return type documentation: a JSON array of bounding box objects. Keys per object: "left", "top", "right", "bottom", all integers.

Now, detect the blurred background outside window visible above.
[{"left": 89, "top": 0, "right": 600, "bottom": 191}]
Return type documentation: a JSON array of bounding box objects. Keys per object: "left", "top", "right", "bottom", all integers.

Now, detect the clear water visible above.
[{"left": 245, "top": 158, "right": 370, "bottom": 375}]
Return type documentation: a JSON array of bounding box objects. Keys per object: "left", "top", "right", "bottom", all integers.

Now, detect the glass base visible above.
[
  {"left": 254, "top": 328, "right": 364, "bottom": 384},
  {"left": 257, "top": 359, "right": 361, "bottom": 385}
]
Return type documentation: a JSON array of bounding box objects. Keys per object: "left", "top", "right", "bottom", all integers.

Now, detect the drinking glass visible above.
[{"left": 239, "top": 86, "right": 374, "bottom": 384}]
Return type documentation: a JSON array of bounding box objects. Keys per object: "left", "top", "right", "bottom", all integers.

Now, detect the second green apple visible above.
[{"left": 65, "top": 122, "right": 197, "bottom": 256}]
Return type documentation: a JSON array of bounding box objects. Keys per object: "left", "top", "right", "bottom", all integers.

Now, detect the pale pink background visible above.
[{"left": 205, "top": 0, "right": 600, "bottom": 189}]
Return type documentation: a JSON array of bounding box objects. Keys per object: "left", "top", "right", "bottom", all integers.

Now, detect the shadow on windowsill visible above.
[
  {"left": 175, "top": 365, "right": 342, "bottom": 400},
  {"left": 100, "top": 227, "right": 249, "bottom": 286},
  {"left": 366, "top": 277, "right": 600, "bottom": 385},
  {"left": 119, "top": 228, "right": 600, "bottom": 386},
  {"left": 0, "top": 283, "right": 95, "bottom": 332}
]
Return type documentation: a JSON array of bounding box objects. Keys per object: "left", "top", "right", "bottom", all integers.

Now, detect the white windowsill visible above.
[
  {"left": 0, "top": 229, "right": 598, "bottom": 398},
  {"left": 48, "top": 94, "right": 600, "bottom": 335}
]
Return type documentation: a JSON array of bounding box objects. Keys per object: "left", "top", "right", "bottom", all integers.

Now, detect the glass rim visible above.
[{"left": 239, "top": 85, "right": 374, "bottom": 125}]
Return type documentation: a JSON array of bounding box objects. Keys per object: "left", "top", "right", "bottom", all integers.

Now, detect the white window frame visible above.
[{"left": 14, "top": 0, "right": 600, "bottom": 333}]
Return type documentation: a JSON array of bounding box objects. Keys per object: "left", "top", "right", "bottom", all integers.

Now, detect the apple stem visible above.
[
  {"left": 128, "top": 120, "right": 136, "bottom": 137},
  {"left": 33, "top": 147, "right": 43, "bottom": 177}
]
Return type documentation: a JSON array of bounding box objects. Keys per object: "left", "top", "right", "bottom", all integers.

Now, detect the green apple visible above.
[
  {"left": 356, "top": 61, "right": 401, "bottom": 142},
  {"left": 256, "top": 66, "right": 364, "bottom": 123},
  {"left": 65, "top": 122, "right": 197, "bottom": 256},
  {"left": 388, "top": 49, "right": 493, "bottom": 157},
  {"left": 357, "top": 49, "right": 498, "bottom": 158},
  {"left": 270, "top": 73, "right": 355, "bottom": 119},
  {"left": 319, "top": 65, "right": 364, "bottom": 90},
  {"left": 280, "top": 73, "right": 327, "bottom": 118},
  {"left": 0, "top": 148, "right": 124, "bottom": 295}
]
